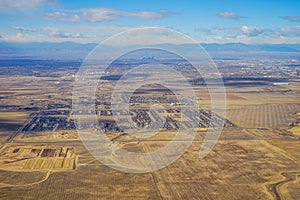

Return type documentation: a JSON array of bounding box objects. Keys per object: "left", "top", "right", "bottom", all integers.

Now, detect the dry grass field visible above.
[
  {"left": 0, "top": 68, "right": 300, "bottom": 199},
  {"left": 15, "top": 130, "right": 79, "bottom": 142},
  {"left": 289, "top": 113, "right": 300, "bottom": 137},
  {"left": 0, "top": 139, "right": 300, "bottom": 199},
  {"left": 226, "top": 104, "right": 300, "bottom": 129}
]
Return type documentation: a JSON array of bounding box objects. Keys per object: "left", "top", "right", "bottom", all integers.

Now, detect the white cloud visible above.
[
  {"left": 4, "top": 24, "right": 300, "bottom": 45},
  {"left": 10, "top": 26, "right": 84, "bottom": 38},
  {"left": 48, "top": 31, "right": 83, "bottom": 38},
  {"left": 0, "top": 0, "right": 55, "bottom": 9},
  {"left": 276, "top": 26, "right": 300, "bottom": 37},
  {"left": 46, "top": 8, "right": 177, "bottom": 22},
  {"left": 0, "top": 33, "right": 92, "bottom": 43},
  {"left": 211, "top": 25, "right": 300, "bottom": 40},
  {"left": 46, "top": 11, "right": 80, "bottom": 22},
  {"left": 196, "top": 25, "right": 300, "bottom": 44},
  {"left": 280, "top": 16, "right": 300, "bottom": 22},
  {"left": 78, "top": 25, "right": 136, "bottom": 32},
  {"left": 217, "top": 12, "right": 246, "bottom": 20},
  {"left": 194, "top": 27, "right": 216, "bottom": 35},
  {"left": 85, "top": 27, "right": 191, "bottom": 46},
  {"left": 127, "top": 9, "right": 176, "bottom": 19},
  {"left": 42, "top": 27, "right": 84, "bottom": 38},
  {"left": 12, "top": 26, "right": 37, "bottom": 32},
  {"left": 240, "top": 26, "right": 262, "bottom": 37},
  {"left": 213, "top": 26, "right": 264, "bottom": 38},
  {"left": 0, "top": 26, "right": 195, "bottom": 45}
]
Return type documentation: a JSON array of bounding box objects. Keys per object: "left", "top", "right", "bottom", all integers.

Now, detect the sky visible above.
[{"left": 0, "top": 0, "right": 300, "bottom": 44}]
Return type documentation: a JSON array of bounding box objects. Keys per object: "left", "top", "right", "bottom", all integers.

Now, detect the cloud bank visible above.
[
  {"left": 0, "top": 0, "right": 55, "bottom": 9},
  {"left": 46, "top": 8, "right": 177, "bottom": 22},
  {"left": 217, "top": 11, "right": 246, "bottom": 20},
  {"left": 280, "top": 16, "right": 300, "bottom": 22}
]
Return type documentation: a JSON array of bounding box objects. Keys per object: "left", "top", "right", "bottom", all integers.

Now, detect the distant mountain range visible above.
[
  {"left": 202, "top": 43, "right": 300, "bottom": 52},
  {"left": 0, "top": 41, "right": 96, "bottom": 60},
  {"left": 1, "top": 41, "right": 300, "bottom": 60}
]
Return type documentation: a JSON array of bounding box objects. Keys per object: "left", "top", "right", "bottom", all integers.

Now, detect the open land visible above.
[{"left": 0, "top": 57, "right": 300, "bottom": 199}]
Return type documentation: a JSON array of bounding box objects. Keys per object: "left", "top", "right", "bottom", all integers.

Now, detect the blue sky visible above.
[{"left": 0, "top": 0, "right": 300, "bottom": 44}]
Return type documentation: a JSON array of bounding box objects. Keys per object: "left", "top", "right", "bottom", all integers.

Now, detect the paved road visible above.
[{"left": 6, "top": 112, "right": 38, "bottom": 143}]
